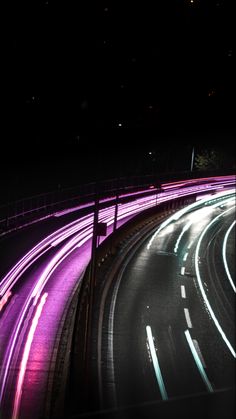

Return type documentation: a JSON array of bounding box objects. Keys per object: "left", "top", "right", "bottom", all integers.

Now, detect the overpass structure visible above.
[{"left": 0, "top": 173, "right": 235, "bottom": 419}]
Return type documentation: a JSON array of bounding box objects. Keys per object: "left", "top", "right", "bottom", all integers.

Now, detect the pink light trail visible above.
[{"left": 12, "top": 293, "right": 48, "bottom": 419}]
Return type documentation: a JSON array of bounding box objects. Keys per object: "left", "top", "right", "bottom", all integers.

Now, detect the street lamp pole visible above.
[
  {"left": 85, "top": 190, "right": 99, "bottom": 402},
  {"left": 113, "top": 176, "right": 121, "bottom": 233},
  {"left": 190, "top": 146, "right": 195, "bottom": 172}
]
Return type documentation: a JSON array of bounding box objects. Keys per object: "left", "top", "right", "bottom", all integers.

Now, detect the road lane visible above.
[
  {"left": 99, "top": 193, "right": 235, "bottom": 413},
  {"left": 0, "top": 183, "right": 194, "bottom": 418},
  {"left": 0, "top": 176, "right": 235, "bottom": 418}
]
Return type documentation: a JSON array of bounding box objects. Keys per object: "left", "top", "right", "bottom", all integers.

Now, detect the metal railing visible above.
[{"left": 1, "top": 169, "right": 234, "bottom": 234}]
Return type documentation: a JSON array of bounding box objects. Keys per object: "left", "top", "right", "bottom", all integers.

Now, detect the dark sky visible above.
[{"left": 3, "top": 0, "right": 235, "bottom": 196}]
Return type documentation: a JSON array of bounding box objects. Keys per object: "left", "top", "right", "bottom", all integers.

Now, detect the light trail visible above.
[
  {"left": 174, "top": 220, "right": 193, "bottom": 253},
  {"left": 0, "top": 176, "right": 235, "bottom": 416},
  {"left": 0, "top": 192, "right": 176, "bottom": 406},
  {"left": 184, "top": 330, "right": 213, "bottom": 392},
  {"left": 171, "top": 190, "right": 235, "bottom": 223},
  {"left": 184, "top": 308, "right": 193, "bottom": 328},
  {"left": 147, "top": 189, "right": 235, "bottom": 251},
  {"left": 0, "top": 290, "right": 12, "bottom": 312},
  {"left": 183, "top": 252, "right": 188, "bottom": 261},
  {"left": 192, "top": 339, "right": 206, "bottom": 368},
  {"left": 0, "top": 214, "right": 92, "bottom": 296},
  {"left": 222, "top": 220, "right": 236, "bottom": 293},
  {"left": 187, "top": 239, "right": 194, "bottom": 249},
  {"left": 194, "top": 206, "right": 236, "bottom": 358},
  {"left": 2, "top": 182, "right": 222, "bottom": 299},
  {"left": 1, "top": 198, "right": 154, "bottom": 298},
  {"left": 161, "top": 175, "right": 235, "bottom": 190},
  {"left": 146, "top": 325, "right": 168, "bottom": 400},
  {"left": 12, "top": 293, "right": 48, "bottom": 419}
]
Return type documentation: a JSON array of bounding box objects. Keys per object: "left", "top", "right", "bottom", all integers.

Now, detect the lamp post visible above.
[
  {"left": 85, "top": 186, "right": 108, "bottom": 405},
  {"left": 113, "top": 176, "right": 121, "bottom": 233},
  {"left": 84, "top": 191, "right": 99, "bottom": 405},
  {"left": 190, "top": 146, "right": 195, "bottom": 172}
]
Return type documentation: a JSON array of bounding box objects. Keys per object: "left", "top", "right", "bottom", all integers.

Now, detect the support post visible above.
[
  {"left": 113, "top": 193, "right": 119, "bottom": 233},
  {"left": 113, "top": 178, "right": 120, "bottom": 233},
  {"left": 85, "top": 192, "right": 99, "bottom": 404}
]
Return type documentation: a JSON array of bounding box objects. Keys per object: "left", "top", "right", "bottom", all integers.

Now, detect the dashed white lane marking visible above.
[
  {"left": 181, "top": 285, "right": 186, "bottom": 299},
  {"left": 184, "top": 307, "right": 193, "bottom": 328},
  {"left": 181, "top": 266, "right": 185, "bottom": 275},
  {"left": 183, "top": 252, "right": 188, "bottom": 261}
]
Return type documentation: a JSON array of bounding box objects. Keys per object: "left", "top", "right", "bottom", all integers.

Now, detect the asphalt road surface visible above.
[
  {"left": 98, "top": 193, "right": 235, "bottom": 417},
  {"left": 0, "top": 176, "right": 235, "bottom": 419}
]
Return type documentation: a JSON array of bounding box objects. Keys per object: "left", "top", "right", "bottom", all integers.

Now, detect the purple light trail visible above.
[{"left": 0, "top": 175, "right": 235, "bottom": 418}]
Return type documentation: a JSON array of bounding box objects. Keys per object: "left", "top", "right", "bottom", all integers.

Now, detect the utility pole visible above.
[
  {"left": 113, "top": 193, "right": 119, "bottom": 233},
  {"left": 85, "top": 191, "right": 99, "bottom": 403},
  {"left": 113, "top": 177, "right": 120, "bottom": 233}
]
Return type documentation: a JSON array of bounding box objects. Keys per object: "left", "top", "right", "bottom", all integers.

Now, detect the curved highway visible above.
[
  {"left": 0, "top": 176, "right": 235, "bottom": 419},
  {"left": 97, "top": 191, "right": 235, "bottom": 416}
]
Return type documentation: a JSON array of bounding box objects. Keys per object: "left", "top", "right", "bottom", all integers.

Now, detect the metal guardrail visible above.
[{"left": 0, "top": 169, "right": 234, "bottom": 234}]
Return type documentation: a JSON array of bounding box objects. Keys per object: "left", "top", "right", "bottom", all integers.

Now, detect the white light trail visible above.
[
  {"left": 181, "top": 267, "right": 185, "bottom": 275},
  {"left": 187, "top": 240, "right": 194, "bottom": 249},
  {"left": 174, "top": 220, "right": 192, "bottom": 253},
  {"left": 192, "top": 339, "right": 206, "bottom": 368},
  {"left": 146, "top": 325, "right": 168, "bottom": 400},
  {"left": 184, "top": 330, "right": 213, "bottom": 392},
  {"left": 12, "top": 293, "right": 48, "bottom": 419},
  {"left": 195, "top": 206, "right": 236, "bottom": 358},
  {"left": 147, "top": 189, "right": 235, "bottom": 251}
]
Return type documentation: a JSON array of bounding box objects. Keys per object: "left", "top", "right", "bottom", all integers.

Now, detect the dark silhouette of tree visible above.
[
  {"left": 194, "top": 147, "right": 235, "bottom": 171},
  {"left": 195, "top": 149, "right": 220, "bottom": 170}
]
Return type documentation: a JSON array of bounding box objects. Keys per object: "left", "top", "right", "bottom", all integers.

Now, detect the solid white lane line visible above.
[
  {"left": 181, "top": 285, "right": 186, "bottom": 299},
  {"left": 146, "top": 325, "right": 168, "bottom": 400},
  {"left": 184, "top": 308, "right": 192, "bottom": 328},
  {"left": 185, "top": 330, "right": 213, "bottom": 392},
  {"left": 222, "top": 220, "right": 236, "bottom": 293}
]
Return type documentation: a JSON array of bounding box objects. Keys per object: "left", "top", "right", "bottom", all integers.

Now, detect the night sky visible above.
[{"left": 3, "top": 0, "right": 235, "bottom": 199}]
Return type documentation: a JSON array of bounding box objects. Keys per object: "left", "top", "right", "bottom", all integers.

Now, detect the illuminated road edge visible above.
[
  {"left": 194, "top": 206, "right": 236, "bottom": 358},
  {"left": 222, "top": 220, "right": 236, "bottom": 293}
]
